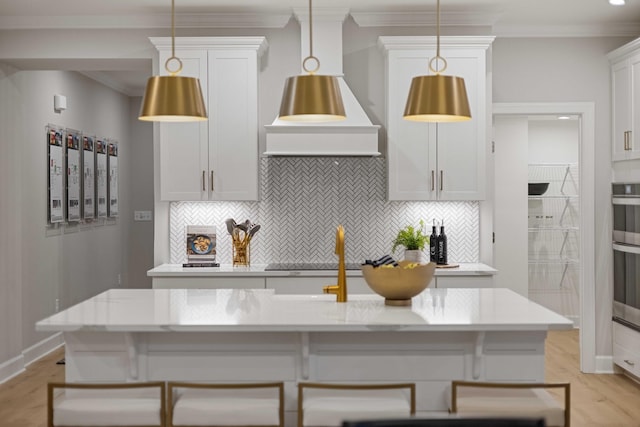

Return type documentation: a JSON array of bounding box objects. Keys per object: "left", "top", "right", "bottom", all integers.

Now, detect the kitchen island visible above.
[{"left": 36, "top": 287, "right": 571, "bottom": 423}]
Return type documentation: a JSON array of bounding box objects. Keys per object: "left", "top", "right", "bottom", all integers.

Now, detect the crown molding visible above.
[
  {"left": 351, "top": 11, "right": 640, "bottom": 37},
  {"left": 0, "top": 12, "right": 292, "bottom": 30},
  {"left": 350, "top": 11, "right": 500, "bottom": 27}
]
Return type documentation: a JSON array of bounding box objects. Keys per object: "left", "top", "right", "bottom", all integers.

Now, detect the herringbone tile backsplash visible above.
[{"left": 170, "top": 157, "right": 479, "bottom": 264}]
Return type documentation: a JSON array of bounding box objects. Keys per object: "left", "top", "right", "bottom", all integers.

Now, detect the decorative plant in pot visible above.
[{"left": 392, "top": 220, "right": 429, "bottom": 262}]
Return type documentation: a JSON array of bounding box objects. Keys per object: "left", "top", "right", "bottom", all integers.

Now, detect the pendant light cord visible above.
[
  {"left": 171, "top": 0, "right": 176, "bottom": 59},
  {"left": 301, "top": 0, "right": 320, "bottom": 74},
  {"left": 164, "top": 0, "right": 183, "bottom": 75},
  {"left": 308, "top": 0, "right": 313, "bottom": 59},
  {"left": 429, "top": 0, "right": 447, "bottom": 75},
  {"left": 436, "top": 0, "right": 440, "bottom": 59}
]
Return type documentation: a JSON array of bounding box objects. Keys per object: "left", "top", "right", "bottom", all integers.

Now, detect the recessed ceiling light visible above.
[
  {"left": 557, "top": 116, "right": 571, "bottom": 120},
  {"left": 609, "top": 0, "right": 625, "bottom": 6}
]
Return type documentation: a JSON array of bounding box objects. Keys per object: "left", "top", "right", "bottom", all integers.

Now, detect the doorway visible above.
[{"left": 493, "top": 102, "right": 596, "bottom": 373}]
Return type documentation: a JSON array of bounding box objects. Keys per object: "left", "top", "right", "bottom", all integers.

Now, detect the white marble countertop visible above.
[
  {"left": 36, "top": 288, "right": 571, "bottom": 333},
  {"left": 147, "top": 263, "right": 497, "bottom": 278}
]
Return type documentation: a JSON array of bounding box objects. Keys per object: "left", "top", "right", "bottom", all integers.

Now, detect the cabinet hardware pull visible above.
[
  {"left": 624, "top": 131, "right": 631, "bottom": 150},
  {"left": 210, "top": 170, "right": 214, "bottom": 192},
  {"left": 202, "top": 171, "right": 206, "bottom": 191},
  {"left": 440, "top": 170, "right": 443, "bottom": 192},
  {"left": 624, "top": 359, "right": 635, "bottom": 366},
  {"left": 431, "top": 170, "right": 435, "bottom": 191}
]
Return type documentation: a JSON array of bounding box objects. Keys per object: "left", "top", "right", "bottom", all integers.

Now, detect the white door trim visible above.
[{"left": 493, "top": 102, "right": 596, "bottom": 374}]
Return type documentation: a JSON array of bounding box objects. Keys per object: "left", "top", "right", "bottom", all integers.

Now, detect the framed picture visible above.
[
  {"left": 65, "top": 129, "right": 81, "bottom": 222},
  {"left": 107, "top": 141, "right": 118, "bottom": 218},
  {"left": 95, "top": 139, "right": 108, "bottom": 218},
  {"left": 47, "top": 125, "right": 64, "bottom": 224},
  {"left": 82, "top": 135, "right": 95, "bottom": 220}
]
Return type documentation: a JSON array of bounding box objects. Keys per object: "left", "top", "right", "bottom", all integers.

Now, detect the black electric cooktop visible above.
[{"left": 264, "top": 263, "right": 362, "bottom": 271}]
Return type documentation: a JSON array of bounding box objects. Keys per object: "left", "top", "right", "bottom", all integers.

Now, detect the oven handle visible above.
[
  {"left": 613, "top": 242, "right": 640, "bottom": 255},
  {"left": 612, "top": 197, "right": 640, "bottom": 205}
]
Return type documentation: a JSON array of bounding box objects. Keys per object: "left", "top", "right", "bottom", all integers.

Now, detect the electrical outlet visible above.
[
  {"left": 117, "top": 274, "right": 122, "bottom": 286},
  {"left": 134, "top": 210, "right": 153, "bottom": 221},
  {"left": 55, "top": 299, "right": 59, "bottom": 313}
]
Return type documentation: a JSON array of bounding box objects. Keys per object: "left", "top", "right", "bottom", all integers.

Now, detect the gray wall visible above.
[
  {"left": 0, "top": 69, "right": 139, "bottom": 379},
  {"left": 492, "top": 36, "right": 632, "bottom": 357}
]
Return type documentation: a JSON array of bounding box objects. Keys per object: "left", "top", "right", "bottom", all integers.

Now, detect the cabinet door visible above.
[
  {"left": 208, "top": 50, "right": 259, "bottom": 201},
  {"left": 612, "top": 60, "right": 631, "bottom": 161},
  {"left": 266, "top": 277, "right": 373, "bottom": 294},
  {"left": 386, "top": 49, "right": 437, "bottom": 201},
  {"left": 436, "top": 276, "right": 493, "bottom": 288},
  {"left": 158, "top": 49, "right": 209, "bottom": 201},
  {"left": 630, "top": 55, "right": 640, "bottom": 159},
  {"left": 436, "top": 48, "right": 487, "bottom": 200}
]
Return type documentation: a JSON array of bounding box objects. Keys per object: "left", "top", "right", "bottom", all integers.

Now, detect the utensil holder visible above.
[{"left": 232, "top": 239, "right": 250, "bottom": 266}]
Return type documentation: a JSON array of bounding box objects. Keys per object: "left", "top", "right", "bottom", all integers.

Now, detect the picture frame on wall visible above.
[
  {"left": 47, "top": 125, "right": 65, "bottom": 224},
  {"left": 107, "top": 141, "right": 118, "bottom": 218},
  {"left": 95, "top": 139, "right": 108, "bottom": 219},
  {"left": 82, "top": 135, "right": 95, "bottom": 220},
  {"left": 65, "top": 129, "right": 81, "bottom": 223}
]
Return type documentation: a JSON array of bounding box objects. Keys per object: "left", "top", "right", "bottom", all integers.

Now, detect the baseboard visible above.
[
  {"left": 595, "top": 355, "right": 615, "bottom": 374},
  {"left": 0, "top": 354, "right": 25, "bottom": 385},
  {"left": 23, "top": 332, "right": 63, "bottom": 367},
  {"left": 0, "top": 333, "right": 64, "bottom": 384}
]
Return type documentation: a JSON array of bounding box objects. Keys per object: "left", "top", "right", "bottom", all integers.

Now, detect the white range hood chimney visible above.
[{"left": 264, "top": 9, "right": 380, "bottom": 156}]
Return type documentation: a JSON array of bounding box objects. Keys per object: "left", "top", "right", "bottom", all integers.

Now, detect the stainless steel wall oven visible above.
[{"left": 612, "top": 183, "right": 640, "bottom": 331}]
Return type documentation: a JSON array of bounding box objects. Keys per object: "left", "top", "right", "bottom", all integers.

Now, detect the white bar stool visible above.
[
  {"left": 450, "top": 380, "right": 570, "bottom": 427},
  {"left": 47, "top": 381, "right": 166, "bottom": 427},
  {"left": 297, "top": 382, "right": 416, "bottom": 427},
  {"left": 167, "top": 382, "right": 284, "bottom": 427}
]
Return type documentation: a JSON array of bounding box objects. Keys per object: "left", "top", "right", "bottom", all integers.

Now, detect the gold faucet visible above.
[{"left": 323, "top": 225, "right": 347, "bottom": 302}]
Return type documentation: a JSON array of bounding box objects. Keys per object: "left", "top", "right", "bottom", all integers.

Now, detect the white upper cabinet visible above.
[
  {"left": 378, "top": 36, "right": 494, "bottom": 201},
  {"left": 152, "top": 37, "right": 267, "bottom": 201},
  {"left": 609, "top": 38, "right": 640, "bottom": 162}
]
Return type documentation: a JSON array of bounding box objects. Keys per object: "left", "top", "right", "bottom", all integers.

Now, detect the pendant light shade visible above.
[
  {"left": 404, "top": 74, "right": 471, "bottom": 122},
  {"left": 403, "top": 0, "right": 471, "bottom": 123},
  {"left": 278, "top": 74, "right": 345, "bottom": 122},
  {"left": 138, "top": 0, "right": 207, "bottom": 122},
  {"left": 139, "top": 75, "right": 207, "bottom": 122},
  {"left": 277, "top": 0, "right": 346, "bottom": 122}
]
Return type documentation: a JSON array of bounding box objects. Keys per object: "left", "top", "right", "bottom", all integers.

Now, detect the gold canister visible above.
[{"left": 232, "top": 238, "right": 250, "bottom": 266}]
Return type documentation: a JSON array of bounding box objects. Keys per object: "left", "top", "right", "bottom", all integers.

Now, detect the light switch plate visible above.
[{"left": 134, "top": 210, "right": 152, "bottom": 221}]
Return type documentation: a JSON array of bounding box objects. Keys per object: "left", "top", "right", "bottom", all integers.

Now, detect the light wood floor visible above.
[{"left": 1, "top": 330, "right": 639, "bottom": 426}]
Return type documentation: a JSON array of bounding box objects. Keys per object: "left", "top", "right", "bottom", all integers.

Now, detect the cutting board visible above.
[{"left": 436, "top": 263, "right": 460, "bottom": 268}]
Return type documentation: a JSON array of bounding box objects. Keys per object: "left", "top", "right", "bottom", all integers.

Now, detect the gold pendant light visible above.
[
  {"left": 139, "top": 0, "right": 207, "bottom": 122},
  {"left": 277, "top": 0, "right": 346, "bottom": 122},
  {"left": 403, "top": 0, "right": 471, "bottom": 123}
]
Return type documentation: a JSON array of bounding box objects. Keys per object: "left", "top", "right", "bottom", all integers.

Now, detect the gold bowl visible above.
[{"left": 361, "top": 261, "right": 436, "bottom": 306}]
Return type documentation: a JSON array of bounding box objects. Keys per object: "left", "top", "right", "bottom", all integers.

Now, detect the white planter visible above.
[{"left": 404, "top": 249, "right": 423, "bottom": 263}]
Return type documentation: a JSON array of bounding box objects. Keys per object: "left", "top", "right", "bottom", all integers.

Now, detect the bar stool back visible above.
[
  {"left": 298, "top": 382, "right": 416, "bottom": 427},
  {"left": 167, "top": 382, "right": 284, "bottom": 427},
  {"left": 47, "top": 381, "right": 166, "bottom": 427}
]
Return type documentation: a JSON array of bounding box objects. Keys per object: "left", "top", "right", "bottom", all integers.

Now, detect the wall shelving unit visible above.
[{"left": 528, "top": 163, "right": 580, "bottom": 321}]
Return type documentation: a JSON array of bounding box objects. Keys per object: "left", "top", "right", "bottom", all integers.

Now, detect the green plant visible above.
[{"left": 392, "top": 220, "right": 429, "bottom": 253}]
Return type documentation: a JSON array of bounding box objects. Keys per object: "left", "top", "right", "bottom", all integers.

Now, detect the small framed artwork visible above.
[
  {"left": 47, "top": 125, "right": 65, "bottom": 224},
  {"left": 65, "top": 129, "right": 81, "bottom": 223},
  {"left": 82, "top": 135, "right": 95, "bottom": 220},
  {"left": 107, "top": 141, "right": 118, "bottom": 218},
  {"left": 95, "top": 139, "right": 108, "bottom": 219}
]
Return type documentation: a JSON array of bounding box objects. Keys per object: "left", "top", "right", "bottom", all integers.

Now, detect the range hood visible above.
[{"left": 264, "top": 10, "right": 380, "bottom": 156}]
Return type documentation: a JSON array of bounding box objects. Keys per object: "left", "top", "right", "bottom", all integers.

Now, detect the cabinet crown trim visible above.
[
  {"left": 149, "top": 36, "right": 268, "bottom": 57},
  {"left": 378, "top": 35, "right": 495, "bottom": 52}
]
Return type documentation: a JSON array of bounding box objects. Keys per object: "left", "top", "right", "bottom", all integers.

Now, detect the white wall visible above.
[
  {"left": 0, "top": 23, "right": 634, "bottom": 372},
  {"left": 528, "top": 120, "right": 579, "bottom": 164},
  {"left": 0, "top": 69, "right": 134, "bottom": 381}
]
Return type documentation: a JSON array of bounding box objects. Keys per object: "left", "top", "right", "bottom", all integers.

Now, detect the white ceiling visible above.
[{"left": 2, "top": 0, "right": 640, "bottom": 95}]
